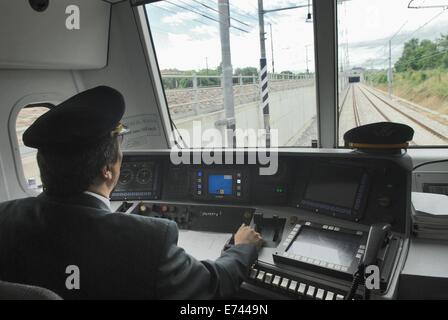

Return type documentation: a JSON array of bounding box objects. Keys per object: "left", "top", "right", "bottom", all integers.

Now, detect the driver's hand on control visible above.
[{"left": 234, "top": 224, "right": 263, "bottom": 251}]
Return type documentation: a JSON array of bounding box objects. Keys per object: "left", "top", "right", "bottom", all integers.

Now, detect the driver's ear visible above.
[{"left": 101, "top": 165, "right": 113, "bottom": 180}]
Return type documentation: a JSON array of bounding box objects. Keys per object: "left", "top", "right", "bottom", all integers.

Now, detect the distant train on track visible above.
[{"left": 348, "top": 67, "right": 364, "bottom": 83}]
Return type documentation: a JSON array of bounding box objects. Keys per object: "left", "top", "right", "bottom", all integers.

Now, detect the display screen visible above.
[
  {"left": 208, "top": 175, "right": 233, "bottom": 195},
  {"left": 304, "top": 164, "right": 364, "bottom": 209},
  {"left": 111, "top": 158, "right": 159, "bottom": 200},
  {"left": 114, "top": 161, "right": 155, "bottom": 192},
  {"left": 287, "top": 226, "right": 361, "bottom": 267}
]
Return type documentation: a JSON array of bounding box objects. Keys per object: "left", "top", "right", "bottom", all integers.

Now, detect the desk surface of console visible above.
[{"left": 399, "top": 238, "right": 448, "bottom": 299}]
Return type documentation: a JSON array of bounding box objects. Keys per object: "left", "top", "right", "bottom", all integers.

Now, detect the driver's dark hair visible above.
[{"left": 37, "top": 136, "right": 120, "bottom": 197}]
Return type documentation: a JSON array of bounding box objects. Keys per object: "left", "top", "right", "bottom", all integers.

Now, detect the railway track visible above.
[
  {"left": 360, "top": 85, "right": 448, "bottom": 144},
  {"left": 353, "top": 84, "right": 416, "bottom": 145},
  {"left": 339, "top": 84, "right": 350, "bottom": 114},
  {"left": 352, "top": 85, "right": 361, "bottom": 127},
  {"left": 356, "top": 85, "right": 392, "bottom": 122},
  {"left": 336, "top": 83, "right": 447, "bottom": 146}
]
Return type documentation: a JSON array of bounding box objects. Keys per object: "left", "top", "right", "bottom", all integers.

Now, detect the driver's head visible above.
[{"left": 23, "top": 86, "right": 128, "bottom": 198}]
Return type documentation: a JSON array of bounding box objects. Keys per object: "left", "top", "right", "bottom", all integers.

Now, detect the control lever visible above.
[
  {"left": 345, "top": 223, "right": 391, "bottom": 300},
  {"left": 223, "top": 221, "right": 250, "bottom": 251},
  {"left": 116, "top": 201, "right": 133, "bottom": 213},
  {"left": 272, "top": 215, "right": 279, "bottom": 242},
  {"left": 253, "top": 213, "right": 263, "bottom": 234},
  {"left": 223, "top": 212, "right": 265, "bottom": 251}
]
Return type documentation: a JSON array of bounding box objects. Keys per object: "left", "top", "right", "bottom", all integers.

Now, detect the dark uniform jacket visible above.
[{"left": 0, "top": 193, "right": 258, "bottom": 299}]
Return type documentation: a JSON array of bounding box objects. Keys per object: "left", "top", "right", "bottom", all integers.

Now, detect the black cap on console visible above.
[{"left": 343, "top": 122, "right": 414, "bottom": 149}]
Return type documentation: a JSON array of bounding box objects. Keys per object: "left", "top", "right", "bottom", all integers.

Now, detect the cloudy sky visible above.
[{"left": 146, "top": 0, "right": 448, "bottom": 73}]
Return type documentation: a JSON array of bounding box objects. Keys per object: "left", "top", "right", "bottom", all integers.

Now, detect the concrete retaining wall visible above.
[{"left": 175, "top": 83, "right": 317, "bottom": 147}]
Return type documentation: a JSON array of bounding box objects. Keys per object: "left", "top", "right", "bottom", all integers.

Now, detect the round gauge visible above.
[
  {"left": 136, "top": 168, "right": 153, "bottom": 185},
  {"left": 119, "top": 168, "right": 134, "bottom": 185}
]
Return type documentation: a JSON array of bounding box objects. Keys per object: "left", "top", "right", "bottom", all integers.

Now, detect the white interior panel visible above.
[{"left": 0, "top": 0, "right": 110, "bottom": 70}]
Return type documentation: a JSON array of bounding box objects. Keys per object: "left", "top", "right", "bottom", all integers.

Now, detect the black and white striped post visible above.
[
  {"left": 258, "top": 0, "right": 271, "bottom": 148},
  {"left": 257, "top": 0, "right": 312, "bottom": 148},
  {"left": 259, "top": 57, "right": 271, "bottom": 148}
]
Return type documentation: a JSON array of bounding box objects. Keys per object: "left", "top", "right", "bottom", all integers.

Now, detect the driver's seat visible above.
[{"left": 0, "top": 280, "right": 61, "bottom": 300}]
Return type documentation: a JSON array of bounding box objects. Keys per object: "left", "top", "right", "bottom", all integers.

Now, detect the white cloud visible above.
[
  {"left": 158, "top": 32, "right": 222, "bottom": 70},
  {"left": 191, "top": 25, "right": 218, "bottom": 36},
  {"left": 167, "top": 33, "right": 194, "bottom": 43},
  {"left": 161, "top": 11, "right": 197, "bottom": 26},
  {"left": 148, "top": 0, "right": 448, "bottom": 72}
]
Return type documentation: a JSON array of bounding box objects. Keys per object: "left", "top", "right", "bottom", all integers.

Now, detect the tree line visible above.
[
  {"left": 394, "top": 34, "right": 448, "bottom": 72},
  {"left": 161, "top": 66, "right": 298, "bottom": 89}
]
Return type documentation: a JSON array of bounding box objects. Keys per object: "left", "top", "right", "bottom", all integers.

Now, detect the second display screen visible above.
[{"left": 208, "top": 175, "right": 233, "bottom": 195}]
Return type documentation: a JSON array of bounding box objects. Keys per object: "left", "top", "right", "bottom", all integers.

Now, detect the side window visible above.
[{"left": 15, "top": 104, "right": 52, "bottom": 192}]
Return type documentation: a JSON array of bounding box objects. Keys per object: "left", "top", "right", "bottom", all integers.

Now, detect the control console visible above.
[{"left": 110, "top": 151, "right": 411, "bottom": 300}]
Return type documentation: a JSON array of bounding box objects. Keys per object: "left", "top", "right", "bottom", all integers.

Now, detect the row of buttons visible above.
[
  {"left": 323, "top": 224, "right": 365, "bottom": 260},
  {"left": 322, "top": 225, "right": 341, "bottom": 231},
  {"left": 249, "top": 268, "right": 344, "bottom": 300},
  {"left": 299, "top": 200, "right": 352, "bottom": 215},
  {"left": 236, "top": 174, "right": 242, "bottom": 197},
  {"left": 280, "top": 251, "right": 350, "bottom": 272},
  {"left": 114, "top": 191, "right": 152, "bottom": 197},
  {"left": 323, "top": 224, "right": 363, "bottom": 236},
  {"left": 356, "top": 244, "right": 366, "bottom": 259},
  {"left": 281, "top": 224, "right": 301, "bottom": 247},
  {"left": 196, "top": 172, "right": 203, "bottom": 195}
]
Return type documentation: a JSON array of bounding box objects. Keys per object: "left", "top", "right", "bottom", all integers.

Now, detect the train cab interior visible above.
[{"left": 0, "top": 0, "right": 448, "bottom": 301}]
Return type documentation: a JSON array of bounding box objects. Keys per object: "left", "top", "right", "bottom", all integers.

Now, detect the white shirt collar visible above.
[{"left": 83, "top": 191, "right": 111, "bottom": 211}]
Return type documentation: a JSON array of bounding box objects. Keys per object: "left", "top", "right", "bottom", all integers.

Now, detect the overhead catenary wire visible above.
[
  {"left": 391, "top": 7, "right": 448, "bottom": 50},
  {"left": 151, "top": 2, "right": 216, "bottom": 29},
  {"left": 355, "top": 7, "right": 448, "bottom": 69},
  {"left": 408, "top": 0, "right": 448, "bottom": 9},
  {"left": 209, "top": 0, "right": 263, "bottom": 25},
  {"left": 364, "top": 37, "right": 448, "bottom": 68},
  {"left": 249, "top": 1, "right": 280, "bottom": 25},
  {"left": 391, "top": 21, "right": 409, "bottom": 42},
  {"left": 394, "top": 47, "right": 448, "bottom": 68},
  {"left": 224, "top": 0, "right": 279, "bottom": 25},
  {"left": 356, "top": 46, "right": 448, "bottom": 70},
  {"left": 190, "top": 0, "right": 252, "bottom": 27},
  {"left": 165, "top": 0, "right": 250, "bottom": 33},
  {"left": 167, "top": 0, "right": 249, "bottom": 33}
]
